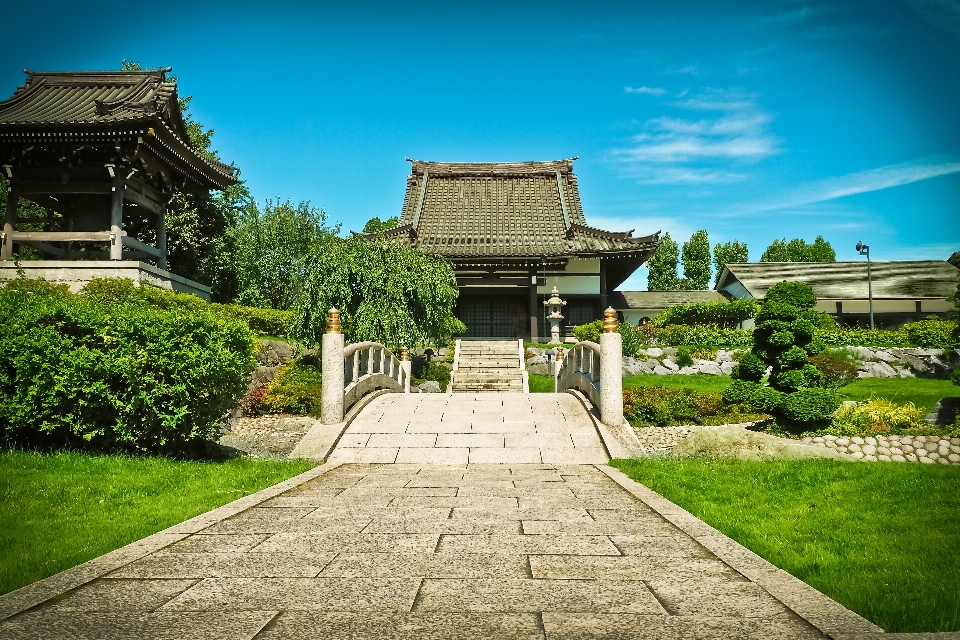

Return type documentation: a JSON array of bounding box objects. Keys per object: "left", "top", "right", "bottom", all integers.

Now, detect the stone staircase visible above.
[{"left": 451, "top": 340, "right": 527, "bottom": 393}]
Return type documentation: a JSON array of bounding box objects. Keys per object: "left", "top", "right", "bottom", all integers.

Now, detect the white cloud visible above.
[
  {"left": 743, "top": 157, "right": 960, "bottom": 213},
  {"left": 609, "top": 88, "right": 779, "bottom": 184},
  {"left": 625, "top": 86, "right": 667, "bottom": 96},
  {"left": 905, "top": 0, "right": 960, "bottom": 40},
  {"left": 669, "top": 65, "right": 699, "bottom": 75}
]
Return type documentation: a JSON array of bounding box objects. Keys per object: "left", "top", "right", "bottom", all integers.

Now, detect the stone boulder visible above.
[
  {"left": 671, "top": 428, "right": 850, "bottom": 461},
  {"left": 418, "top": 380, "right": 442, "bottom": 393},
  {"left": 256, "top": 339, "right": 294, "bottom": 366}
]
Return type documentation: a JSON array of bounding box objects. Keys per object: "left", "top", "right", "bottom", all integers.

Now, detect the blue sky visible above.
[{"left": 1, "top": 0, "right": 958, "bottom": 290}]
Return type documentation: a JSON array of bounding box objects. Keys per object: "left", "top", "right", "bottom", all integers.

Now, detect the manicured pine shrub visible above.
[{"left": 728, "top": 281, "right": 839, "bottom": 426}]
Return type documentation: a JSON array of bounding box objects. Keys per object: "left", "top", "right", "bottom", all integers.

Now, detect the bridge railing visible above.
[
  {"left": 320, "top": 308, "right": 412, "bottom": 424},
  {"left": 555, "top": 307, "right": 625, "bottom": 426}
]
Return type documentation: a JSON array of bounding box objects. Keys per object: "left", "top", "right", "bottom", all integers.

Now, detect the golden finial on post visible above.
[
  {"left": 325, "top": 308, "right": 341, "bottom": 334},
  {"left": 602, "top": 307, "right": 618, "bottom": 333},
  {"left": 555, "top": 347, "right": 564, "bottom": 362},
  {"left": 400, "top": 347, "right": 409, "bottom": 361}
]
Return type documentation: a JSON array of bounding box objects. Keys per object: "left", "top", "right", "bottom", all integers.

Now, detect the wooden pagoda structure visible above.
[
  {"left": 380, "top": 159, "right": 660, "bottom": 340},
  {"left": 0, "top": 69, "right": 236, "bottom": 296}
]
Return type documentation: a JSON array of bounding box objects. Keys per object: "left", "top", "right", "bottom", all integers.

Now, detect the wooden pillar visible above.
[
  {"left": 110, "top": 177, "right": 123, "bottom": 260},
  {"left": 2, "top": 178, "right": 19, "bottom": 261},
  {"left": 835, "top": 301, "right": 844, "bottom": 326},
  {"left": 529, "top": 268, "right": 539, "bottom": 343},
  {"left": 156, "top": 201, "right": 167, "bottom": 270},
  {"left": 599, "top": 258, "right": 608, "bottom": 319}
]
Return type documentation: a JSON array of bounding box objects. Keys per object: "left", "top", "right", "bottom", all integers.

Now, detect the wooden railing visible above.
[{"left": 342, "top": 341, "right": 409, "bottom": 412}]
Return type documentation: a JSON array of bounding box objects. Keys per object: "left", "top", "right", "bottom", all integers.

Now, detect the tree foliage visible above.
[
  {"left": 119, "top": 60, "right": 249, "bottom": 302},
  {"left": 761, "top": 236, "right": 836, "bottom": 263},
  {"left": 231, "top": 199, "right": 337, "bottom": 310},
  {"left": 713, "top": 240, "right": 748, "bottom": 280},
  {"left": 362, "top": 216, "right": 399, "bottom": 234},
  {"left": 681, "top": 230, "right": 711, "bottom": 290},
  {"left": 291, "top": 237, "right": 465, "bottom": 350},
  {"left": 646, "top": 232, "right": 679, "bottom": 290},
  {"left": 652, "top": 299, "right": 758, "bottom": 328}
]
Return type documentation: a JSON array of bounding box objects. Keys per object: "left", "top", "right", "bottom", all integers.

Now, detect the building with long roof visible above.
[
  {"left": 716, "top": 261, "right": 959, "bottom": 328},
  {"left": 381, "top": 158, "right": 659, "bottom": 340},
  {"left": 0, "top": 68, "right": 237, "bottom": 298}
]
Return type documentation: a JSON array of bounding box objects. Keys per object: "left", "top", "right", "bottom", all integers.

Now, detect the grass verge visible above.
[
  {"left": 623, "top": 374, "right": 733, "bottom": 394},
  {"left": 609, "top": 457, "right": 960, "bottom": 632},
  {"left": 0, "top": 450, "right": 316, "bottom": 596},
  {"left": 839, "top": 378, "right": 959, "bottom": 413},
  {"left": 528, "top": 374, "right": 555, "bottom": 393}
]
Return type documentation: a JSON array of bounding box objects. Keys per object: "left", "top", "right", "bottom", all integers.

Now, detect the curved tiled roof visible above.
[
  {"left": 0, "top": 69, "right": 236, "bottom": 189},
  {"left": 386, "top": 159, "right": 659, "bottom": 259}
]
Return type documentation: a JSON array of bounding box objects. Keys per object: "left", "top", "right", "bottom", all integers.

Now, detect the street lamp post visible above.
[{"left": 856, "top": 241, "right": 873, "bottom": 329}]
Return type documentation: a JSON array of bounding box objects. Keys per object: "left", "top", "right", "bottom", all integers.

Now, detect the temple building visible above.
[
  {"left": 0, "top": 69, "right": 237, "bottom": 298},
  {"left": 381, "top": 159, "right": 659, "bottom": 340}
]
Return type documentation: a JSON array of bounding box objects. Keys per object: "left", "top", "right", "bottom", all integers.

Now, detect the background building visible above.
[
  {"left": 716, "top": 261, "right": 958, "bottom": 328},
  {"left": 383, "top": 159, "right": 659, "bottom": 340}
]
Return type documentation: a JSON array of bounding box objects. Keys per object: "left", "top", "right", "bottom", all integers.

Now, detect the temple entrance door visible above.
[{"left": 458, "top": 295, "right": 526, "bottom": 338}]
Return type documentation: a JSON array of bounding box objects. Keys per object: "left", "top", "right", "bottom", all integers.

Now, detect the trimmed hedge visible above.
[
  {"left": 0, "top": 280, "right": 256, "bottom": 455},
  {"left": 81, "top": 278, "right": 293, "bottom": 337},
  {"left": 649, "top": 324, "right": 754, "bottom": 348},
  {"left": 572, "top": 320, "right": 644, "bottom": 356},
  {"left": 652, "top": 299, "right": 758, "bottom": 328}
]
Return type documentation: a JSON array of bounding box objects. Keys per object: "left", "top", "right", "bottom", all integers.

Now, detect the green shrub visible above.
[
  {"left": 765, "top": 281, "right": 817, "bottom": 308},
  {"left": 779, "top": 388, "right": 842, "bottom": 425},
  {"left": 722, "top": 380, "right": 784, "bottom": 413},
  {"left": 808, "top": 352, "right": 860, "bottom": 388},
  {"left": 211, "top": 304, "right": 293, "bottom": 337},
  {"left": 816, "top": 327, "right": 910, "bottom": 347},
  {"left": 652, "top": 324, "right": 754, "bottom": 348},
  {"left": 623, "top": 386, "right": 725, "bottom": 427},
  {"left": 412, "top": 356, "right": 451, "bottom": 389},
  {"left": 262, "top": 361, "right": 323, "bottom": 416},
  {"left": 572, "top": 320, "right": 643, "bottom": 356},
  {"left": 652, "top": 299, "right": 758, "bottom": 329},
  {"left": 0, "top": 281, "right": 255, "bottom": 456},
  {"left": 902, "top": 317, "right": 957, "bottom": 349},
  {"left": 80, "top": 278, "right": 292, "bottom": 337},
  {"left": 811, "top": 399, "right": 927, "bottom": 437},
  {"left": 675, "top": 348, "right": 695, "bottom": 368},
  {"left": 731, "top": 352, "right": 766, "bottom": 382}
]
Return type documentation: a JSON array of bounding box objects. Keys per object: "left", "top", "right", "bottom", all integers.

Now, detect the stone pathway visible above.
[
  {"left": 328, "top": 393, "right": 609, "bottom": 465},
  {"left": 1, "top": 391, "right": 889, "bottom": 639},
  {"left": 0, "top": 462, "right": 882, "bottom": 640}
]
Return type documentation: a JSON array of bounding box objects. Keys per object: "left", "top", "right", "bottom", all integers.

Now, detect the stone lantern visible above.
[{"left": 543, "top": 286, "right": 567, "bottom": 344}]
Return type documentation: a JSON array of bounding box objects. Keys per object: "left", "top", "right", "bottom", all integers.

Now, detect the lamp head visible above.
[{"left": 856, "top": 241, "right": 864, "bottom": 252}]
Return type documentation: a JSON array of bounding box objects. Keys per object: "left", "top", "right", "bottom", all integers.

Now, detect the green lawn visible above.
[
  {"left": 528, "top": 373, "right": 556, "bottom": 393},
  {"left": 0, "top": 450, "right": 316, "bottom": 596},
  {"left": 839, "top": 377, "right": 959, "bottom": 413},
  {"left": 610, "top": 458, "right": 960, "bottom": 633},
  {"left": 615, "top": 374, "right": 958, "bottom": 412},
  {"left": 622, "top": 373, "right": 733, "bottom": 394}
]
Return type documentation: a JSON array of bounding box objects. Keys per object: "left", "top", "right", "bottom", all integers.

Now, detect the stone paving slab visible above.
[{"left": 0, "top": 462, "right": 888, "bottom": 639}]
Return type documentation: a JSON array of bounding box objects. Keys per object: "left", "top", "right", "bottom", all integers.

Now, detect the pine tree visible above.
[
  {"left": 681, "top": 230, "right": 711, "bottom": 290},
  {"left": 646, "top": 232, "right": 679, "bottom": 290},
  {"left": 713, "top": 240, "right": 748, "bottom": 281}
]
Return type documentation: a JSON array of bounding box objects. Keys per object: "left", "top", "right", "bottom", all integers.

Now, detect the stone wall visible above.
[
  {"left": 800, "top": 434, "right": 960, "bottom": 464},
  {"left": 527, "top": 346, "right": 958, "bottom": 379}
]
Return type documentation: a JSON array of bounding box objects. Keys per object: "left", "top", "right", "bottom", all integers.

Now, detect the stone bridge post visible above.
[
  {"left": 321, "top": 308, "right": 345, "bottom": 425},
  {"left": 599, "top": 307, "right": 625, "bottom": 425},
  {"left": 400, "top": 347, "right": 412, "bottom": 393}
]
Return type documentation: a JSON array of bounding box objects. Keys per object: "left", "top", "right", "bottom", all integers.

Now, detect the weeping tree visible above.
[{"left": 291, "top": 236, "right": 465, "bottom": 350}]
